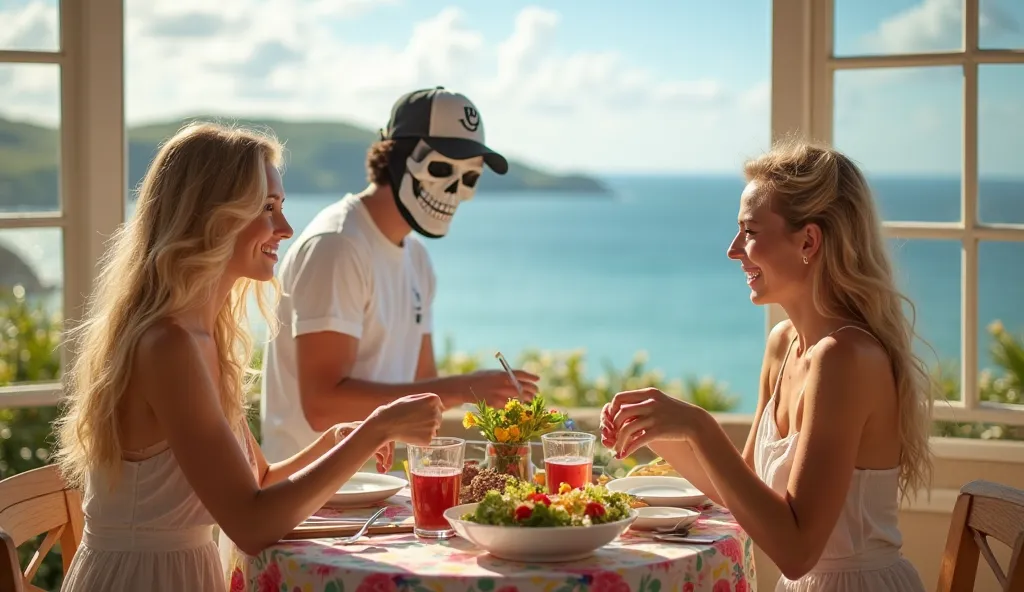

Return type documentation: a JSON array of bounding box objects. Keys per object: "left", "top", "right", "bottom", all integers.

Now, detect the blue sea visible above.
[{"left": 5, "top": 175, "right": 1024, "bottom": 413}]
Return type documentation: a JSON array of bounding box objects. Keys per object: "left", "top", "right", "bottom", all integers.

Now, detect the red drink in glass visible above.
[
  {"left": 407, "top": 437, "right": 465, "bottom": 539},
  {"left": 542, "top": 431, "right": 596, "bottom": 494},
  {"left": 410, "top": 467, "right": 462, "bottom": 531},
  {"left": 545, "top": 456, "right": 593, "bottom": 493}
]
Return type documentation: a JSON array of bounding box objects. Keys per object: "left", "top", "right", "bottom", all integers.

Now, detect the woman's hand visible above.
[
  {"left": 366, "top": 392, "right": 444, "bottom": 447},
  {"left": 602, "top": 387, "right": 713, "bottom": 458},
  {"left": 333, "top": 422, "right": 395, "bottom": 473}
]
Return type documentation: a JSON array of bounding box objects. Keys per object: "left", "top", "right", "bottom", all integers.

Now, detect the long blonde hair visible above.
[
  {"left": 744, "top": 138, "right": 934, "bottom": 503},
  {"left": 54, "top": 122, "right": 284, "bottom": 488}
]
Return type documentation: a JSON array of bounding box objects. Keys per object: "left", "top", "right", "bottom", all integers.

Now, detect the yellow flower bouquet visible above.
[{"left": 463, "top": 395, "right": 568, "bottom": 479}]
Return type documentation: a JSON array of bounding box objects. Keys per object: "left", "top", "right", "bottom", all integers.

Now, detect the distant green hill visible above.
[{"left": 0, "top": 116, "right": 609, "bottom": 210}]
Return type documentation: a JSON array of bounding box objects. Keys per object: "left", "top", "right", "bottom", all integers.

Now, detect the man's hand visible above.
[{"left": 449, "top": 369, "right": 540, "bottom": 408}]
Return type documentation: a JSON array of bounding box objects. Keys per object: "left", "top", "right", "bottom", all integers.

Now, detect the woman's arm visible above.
[
  {"left": 251, "top": 423, "right": 394, "bottom": 487},
  {"left": 248, "top": 424, "right": 343, "bottom": 488},
  {"left": 686, "top": 336, "right": 881, "bottom": 579},
  {"left": 607, "top": 320, "right": 792, "bottom": 506},
  {"left": 139, "top": 323, "right": 440, "bottom": 556}
]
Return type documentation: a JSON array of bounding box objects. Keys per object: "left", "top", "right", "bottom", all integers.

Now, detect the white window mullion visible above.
[
  {"left": 59, "top": 0, "right": 81, "bottom": 379},
  {"left": 829, "top": 52, "right": 1024, "bottom": 71},
  {"left": 766, "top": 0, "right": 817, "bottom": 333},
  {"left": 961, "top": 0, "right": 980, "bottom": 411},
  {"left": 0, "top": 51, "right": 63, "bottom": 64},
  {"left": 0, "top": 215, "right": 66, "bottom": 230},
  {"left": 883, "top": 222, "right": 1024, "bottom": 242},
  {"left": 934, "top": 402, "right": 1024, "bottom": 426},
  {"left": 973, "top": 226, "right": 1024, "bottom": 242},
  {"left": 60, "top": 0, "right": 126, "bottom": 340},
  {"left": 0, "top": 384, "right": 63, "bottom": 408},
  {"left": 810, "top": 0, "right": 833, "bottom": 146}
]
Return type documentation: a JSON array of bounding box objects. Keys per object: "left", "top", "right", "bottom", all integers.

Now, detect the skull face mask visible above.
[{"left": 391, "top": 140, "right": 484, "bottom": 238}]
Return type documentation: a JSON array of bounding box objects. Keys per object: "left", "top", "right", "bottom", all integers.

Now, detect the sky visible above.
[{"left": 0, "top": 0, "right": 1021, "bottom": 176}]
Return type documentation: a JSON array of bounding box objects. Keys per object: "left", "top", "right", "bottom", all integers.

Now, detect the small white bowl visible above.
[
  {"left": 444, "top": 503, "right": 637, "bottom": 563},
  {"left": 630, "top": 506, "right": 700, "bottom": 531}
]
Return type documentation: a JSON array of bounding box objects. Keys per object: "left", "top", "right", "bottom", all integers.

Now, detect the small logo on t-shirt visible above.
[{"left": 413, "top": 287, "right": 422, "bottom": 324}]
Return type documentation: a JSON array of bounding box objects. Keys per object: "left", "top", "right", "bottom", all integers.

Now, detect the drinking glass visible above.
[
  {"left": 407, "top": 437, "right": 465, "bottom": 539},
  {"left": 541, "top": 431, "right": 596, "bottom": 493}
]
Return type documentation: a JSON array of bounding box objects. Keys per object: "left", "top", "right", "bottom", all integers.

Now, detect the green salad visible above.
[{"left": 461, "top": 479, "right": 636, "bottom": 527}]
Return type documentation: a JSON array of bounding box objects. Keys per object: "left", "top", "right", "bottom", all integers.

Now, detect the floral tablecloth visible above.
[{"left": 229, "top": 499, "right": 756, "bottom": 592}]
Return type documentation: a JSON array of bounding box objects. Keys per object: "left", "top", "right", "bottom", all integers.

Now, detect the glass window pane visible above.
[
  {"left": 834, "top": 67, "right": 961, "bottom": 223},
  {"left": 0, "top": 63, "right": 61, "bottom": 214},
  {"left": 834, "top": 0, "right": 962, "bottom": 57},
  {"left": 979, "top": 65, "right": 1024, "bottom": 225},
  {"left": 979, "top": 0, "right": 1024, "bottom": 50},
  {"left": 888, "top": 238, "right": 961, "bottom": 401},
  {"left": 0, "top": 0, "right": 59, "bottom": 52},
  {"left": 979, "top": 241, "right": 1024, "bottom": 401},
  {"left": 939, "top": 240, "right": 1024, "bottom": 440},
  {"left": 0, "top": 227, "right": 63, "bottom": 386}
]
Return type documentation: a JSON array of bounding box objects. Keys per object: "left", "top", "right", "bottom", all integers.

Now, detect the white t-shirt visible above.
[{"left": 260, "top": 194, "right": 436, "bottom": 462}]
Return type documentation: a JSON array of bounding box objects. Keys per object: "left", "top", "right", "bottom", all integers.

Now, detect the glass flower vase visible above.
[{"left": 484, "top": 443, "right": 534, "bottom": 482}]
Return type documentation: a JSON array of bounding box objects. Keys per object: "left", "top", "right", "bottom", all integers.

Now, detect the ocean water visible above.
[{"left": 4, "top": 175, "right": 1023, "bottom": 413}]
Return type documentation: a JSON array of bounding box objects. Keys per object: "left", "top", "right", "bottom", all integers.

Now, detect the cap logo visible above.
[{"left": 459, "top": 106, "right": 480, "bottom": 132}]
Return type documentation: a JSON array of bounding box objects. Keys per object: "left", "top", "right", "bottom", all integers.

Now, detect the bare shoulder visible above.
[
  {"left": 135, "top": 319, "right": 204, "bottom": 371},
  {"left": 814, "top": 328, "right": 890, "bottom": 374},
  {"left": 767, "top": 319, "right": 796, "bottom": 359},
  {"left": 807, "top": 328, "right": 893, "bottom": 408}
]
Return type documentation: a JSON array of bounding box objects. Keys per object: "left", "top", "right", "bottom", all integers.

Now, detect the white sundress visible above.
[
  {"left": 753, "top": 326, "right": 927, "bottom": 592},
  {"left": 61, "top": 429, "right": 257, "bottom": 592}
]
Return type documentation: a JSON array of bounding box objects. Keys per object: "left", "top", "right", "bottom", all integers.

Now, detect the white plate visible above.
[
  {"left": 606, "top": 476, "right": 708, "bottom": 507},
  {"left": 444, "top": 503, "right": 637, "bottom": 563},
  {"left": 327, "top": 472, "right": 407, "bottom": 507},
  {"left": 630, "top": 506, "right": 700, "bottom": 531}
]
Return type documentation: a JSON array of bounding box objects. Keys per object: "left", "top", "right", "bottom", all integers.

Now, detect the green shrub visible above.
[
  {"left": 932, "top": 321, "right": 1024, "bottom": 440},
  {"left": 434, "top": 335, "right": 739, "bottom": 412},
  {"left": 0, "top": 289, "right": 63, "bottom": 590}
]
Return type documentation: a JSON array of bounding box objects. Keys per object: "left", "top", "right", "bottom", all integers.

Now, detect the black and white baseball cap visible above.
[{"left": 382, "top": 86, "right": 509, "bottom": 175}]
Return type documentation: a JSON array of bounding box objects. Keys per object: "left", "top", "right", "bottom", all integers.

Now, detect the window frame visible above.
[
  {"left": 0, "top": 0, "right": 125, "bottom": 405},
  {"left": 770, "top": 0, "right": 1024, "bottom": 427}
]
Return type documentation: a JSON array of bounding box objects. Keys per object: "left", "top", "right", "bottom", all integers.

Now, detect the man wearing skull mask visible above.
[{"left": 260, "top": 87, "right": 540, "bottom": 462}]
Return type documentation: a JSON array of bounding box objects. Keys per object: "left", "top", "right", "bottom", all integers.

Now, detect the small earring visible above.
[{"left": 802, "top": 256, "right": 809, "bottom": 265}]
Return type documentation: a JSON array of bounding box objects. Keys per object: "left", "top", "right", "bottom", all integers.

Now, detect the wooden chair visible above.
[
  {"left": 937, "top": 479, "right": 1024, "bottom": 592},
  {"left": 0, "top": 465, "right": 84, "bottom": 592}
]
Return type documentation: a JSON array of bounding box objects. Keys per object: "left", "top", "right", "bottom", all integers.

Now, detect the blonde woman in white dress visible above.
[
  {"left": 54, "top": 122, "right": 444, "bottom": 592},
  {"left": 602, "top": 140, "right": 932, "bottom": 591}
]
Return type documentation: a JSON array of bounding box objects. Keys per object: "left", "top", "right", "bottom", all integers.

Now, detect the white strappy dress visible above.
[
  {"left": 753, "top": 326, "right": 927, "bottom": 592},
  {"left": 61, "top": 429, "right": 257, "bottom": 592}
]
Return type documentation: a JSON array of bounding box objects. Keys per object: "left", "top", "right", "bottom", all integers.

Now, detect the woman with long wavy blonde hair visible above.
[
  {"left": 54, "top": 122, "right": 443, "bottom": 592},
  {"left": 601, "top": 139, "right": 933, "bottom": 591}
]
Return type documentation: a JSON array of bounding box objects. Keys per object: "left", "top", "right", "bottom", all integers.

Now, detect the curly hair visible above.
[{"left": 365, "top": 139, "right": 418, "bottom": 187}]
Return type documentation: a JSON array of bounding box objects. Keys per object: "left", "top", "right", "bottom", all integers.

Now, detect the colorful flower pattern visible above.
[{"left": 230, "top": 502, "right": 756, "bottom": 592}]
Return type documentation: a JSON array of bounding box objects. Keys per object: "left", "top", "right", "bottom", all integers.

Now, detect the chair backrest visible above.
[
  {"left": 0, "top": 465, "right": 84, "bottom": 592},
  {"left": 936, "top": 479, "right": 1024, "bottom": 592}
]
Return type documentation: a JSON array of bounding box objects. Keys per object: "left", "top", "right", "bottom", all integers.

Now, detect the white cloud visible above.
[
  {"left": 0, "top": 0, "right": 770, "bottom": 173},
  {"left": 0, "top": 0, "right": 57, "bottom": 51},
  {"left": 862, "top": 0, "right": 962, "bottom": 53},
  {"left": 862, "top": 0, "right": 1020, "bottom": 54}
]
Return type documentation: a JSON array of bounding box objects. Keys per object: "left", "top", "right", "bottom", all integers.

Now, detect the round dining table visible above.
[{"left": 228, "top": 499, "right": 756, "bottom": 592}]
